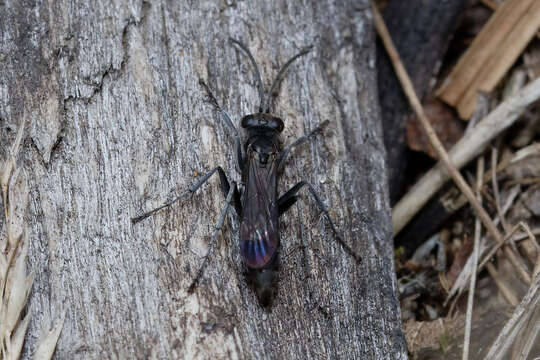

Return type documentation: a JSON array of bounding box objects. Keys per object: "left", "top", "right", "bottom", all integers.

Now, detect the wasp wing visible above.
[{"left": 239, "top": 156, "right": 280, "bottom": 269}]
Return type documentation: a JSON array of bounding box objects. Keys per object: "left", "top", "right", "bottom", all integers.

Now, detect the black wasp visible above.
[{"left": 132, "top": 38, "right": 358, "bottom": 307}]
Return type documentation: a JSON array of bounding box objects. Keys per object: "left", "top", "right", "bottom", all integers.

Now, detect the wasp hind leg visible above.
[
  {"left": 278, "top": 181, "right": 361, "bottom": 263},
  {"left": 187, "top": 182, "right": 237, "bottom": 294}
]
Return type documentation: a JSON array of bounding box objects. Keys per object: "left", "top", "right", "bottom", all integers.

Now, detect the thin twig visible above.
[
  {"left": 445, "top": 185, "right": 521, "bottom": 307},
  {"left": 479, "top": 222, "right": 537, "bottom": 270},
  {"left": 520, "top": 225, "right": 539, "bottom": 250},
  {"left": 488, "top": 264, "right": 519, "bottom": 306},
  {"left": 0, "top": 120, "right": 36, "bottom": 359},
  {"left": 491, "top": 148, "right": 510, "bottom": 233},
  {"left": 509, "top": 227, "right": 540, "bottom": 244},
  {"left": 435, "top": 142, "right": 539, "bottom": 223},
  {"left": 534, "top": 254, "right": 540, "bottom": 281},
  {"left": 506, "top": 177, "right": 540, "bottom": 186},
  {"left": 463, "top": 156, "right": 484, "bottom": 360},
  {"left": 489, "top": 149, "right": 531, "bottom": 282},
  {"left": 372, "top": 2, "right": 532, "bottom": 285},
  {"left": 483, "top": 271, "right": 540, "bottom": 360}
]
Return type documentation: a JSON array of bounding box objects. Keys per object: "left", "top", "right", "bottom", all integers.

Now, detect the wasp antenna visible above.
[
  {"left": 229, "top": 38, "right": 266, "bottom": 113},
  {"left": 264, "top": 45, "right": 313, "bottom": 113}
]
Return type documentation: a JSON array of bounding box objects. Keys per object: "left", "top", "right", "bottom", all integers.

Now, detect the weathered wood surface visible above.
[{"left": 0, "top": 0, "right": 407, "bottom": 358}]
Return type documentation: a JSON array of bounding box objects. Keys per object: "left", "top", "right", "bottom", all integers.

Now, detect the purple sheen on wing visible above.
[{"left": 240, "top": 232, "right": 275, "bottom": 269}]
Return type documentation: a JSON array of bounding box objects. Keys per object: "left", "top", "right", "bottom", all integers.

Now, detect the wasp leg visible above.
[
  {"left": 131, "top": 166, "right": 241, "bottom": 224},
  {"left": 187, "top": 182, "right": 237, "bottom": 294},
  {"left": 277, "top": 120, "right": 329, "bottom": 172},
  {"left": 278, "top": 181, "right": 361, "bottom": 263},
  {"left": 199, "top": 79, "right": 245, "bottom": 172}
]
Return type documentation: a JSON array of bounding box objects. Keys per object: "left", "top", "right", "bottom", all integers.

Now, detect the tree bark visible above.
[{"left": 0, "top": 0, "right": 407, "bottom": 358}]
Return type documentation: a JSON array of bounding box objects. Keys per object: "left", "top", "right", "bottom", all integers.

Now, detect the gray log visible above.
[{"left": 0, "top": 0, "right": 407, "bottom": 358}]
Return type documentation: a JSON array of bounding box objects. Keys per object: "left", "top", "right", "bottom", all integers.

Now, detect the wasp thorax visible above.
[{"left": 247, "top": 137, "right": 278, "bottom": 168}]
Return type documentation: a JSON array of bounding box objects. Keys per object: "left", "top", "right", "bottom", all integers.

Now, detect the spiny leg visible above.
[
  {"left": 278, "top": 181, "right": 361, "bottom": 263},
  {"left": 199, "top": 80, "right": 245, "bottom": 172},
  {"left": 277, "top": 120, "right": 329, "bottom": 172},
  {"left": 187, "top": 182, "right": 236, "bottom": 294},
  {"left": 264, "top": 45, "right": 313, "bottom": 113},
  {"left": 294, "top": 198, "right": 319, "bottom": 308},
  {"left": 229, "top": 38, "right": 265, "bottom": 112},
  {"left": 131, "top": 166, "right": 241, "bottom": 224}
]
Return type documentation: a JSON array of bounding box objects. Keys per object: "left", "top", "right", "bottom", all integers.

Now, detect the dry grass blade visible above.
[
  {"left": 462, "top": 157, "right": 484, "bottom": 360},
  {"left": 4, "top": 310, "right": 31, "bottom": 360},
  {"left": 1, "top": 120, "right": 64, "bottom": 358},
  {"left": 510, "top": 142, "right": 540, "bottom": 162},
  {"left": 491, "top": 148, "right": 509, "bottom": 232},
  {"left": 534, "top": 256, "right": 540, "bottom": 280},
  {"left": 487, "top": 264, "right": 519, "bottom": 306},
  {"left": 483, "top": 271, "right": 540, "bottom": 360},
  {"left": 513, "top": 311, "right": 540, "bottom": 360},
  {"left": 489, "top": 148, "right": 531, "bottom": 284},
  {"left": 509, "top": 227, "right": 540, "bottom": 245},
  {"left": 444, "top": 185, "right": 521, "bottom": 306},
  {"left": 450, "top": 143, "right": 540, "bottom": 213},
  {"left": 0, "top": 120, "right": 33, "bottom": 360},
  {"left": 1, "top": 118, "right": 24, "bottom": 220},
  {"left": 478, "top": 222, "right": 534, "bottom": 270},
  {"left": 34, "top": 314, "right": 66, "bottom": 360}
]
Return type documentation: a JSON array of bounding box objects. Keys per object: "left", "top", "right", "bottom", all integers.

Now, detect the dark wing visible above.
[{"left": 239, "top": 156, "right": 279, "bottom": 269}]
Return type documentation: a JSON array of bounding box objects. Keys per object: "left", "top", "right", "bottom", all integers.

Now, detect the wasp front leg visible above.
[
  {"left": 278, "top": 181, "right": 361, "bottom": 263},
  {"left": 132, "top": 168, "right": 240, "bottom": 294},
  {"left": 131, "top": 166, "right": 241, "bottom": 223},
  {"left": 199, "top": 79, "right": 245, "bottom": 172},
  {"left": 187, "top": 182, "right": 238, "bottom": 293},
  {"left": 277, "top": 120, "right": 329, "bottom": 172}
]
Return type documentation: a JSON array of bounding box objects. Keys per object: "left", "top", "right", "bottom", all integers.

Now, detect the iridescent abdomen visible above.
[{"left": 240, "top": 215, "right": 279, "bottom": 268}]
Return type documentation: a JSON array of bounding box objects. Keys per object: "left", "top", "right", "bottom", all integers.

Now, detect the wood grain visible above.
[{"left": 0, "top": 0, "right": 407, "bottom": 358}]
